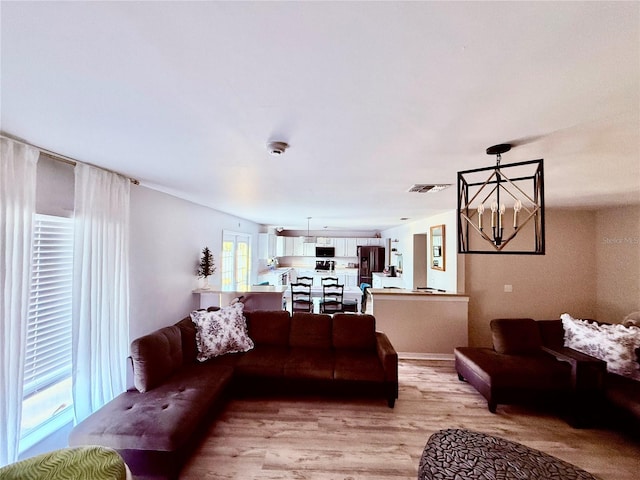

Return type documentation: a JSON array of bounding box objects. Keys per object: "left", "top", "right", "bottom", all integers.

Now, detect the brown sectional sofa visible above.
[
  {"left": 69, "top": 310, "right": 398, "bottom": 480},
  {"left": 455, "top": 318, "right": 640, "bottom": 432}
]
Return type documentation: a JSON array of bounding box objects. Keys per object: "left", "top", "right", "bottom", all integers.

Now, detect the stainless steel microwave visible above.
[{"left": 315, "top": 246, "right": 335, "bottom": 257}]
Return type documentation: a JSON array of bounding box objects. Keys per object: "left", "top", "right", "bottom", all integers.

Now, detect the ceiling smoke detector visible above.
[
  {"left": 267, "top": 141, "right": 289, "bottom": 156},
  {"left": 408, "top": 184, "right": 452, "bottom": 193}
]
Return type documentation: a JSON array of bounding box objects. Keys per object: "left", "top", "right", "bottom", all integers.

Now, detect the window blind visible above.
[{"left": 23, "top": 214, "right": 74, "bottom": 398}]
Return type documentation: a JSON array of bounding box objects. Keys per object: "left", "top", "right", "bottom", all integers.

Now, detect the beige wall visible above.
[
  {"left": 464, "top": 209, "right": 598, "bottom": 347},
  {"left": 595, "top": 205, "right": 640, "bottom": 323}
]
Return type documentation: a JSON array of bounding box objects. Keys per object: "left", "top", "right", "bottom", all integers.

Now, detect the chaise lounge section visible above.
[
  {"left": 69, "top": 309, "right": 398, "bottom": 480},
  {"left": 455, "top": 317, "right": 640, "bottom": 432},
  {"left": 454, "top": 318, "right": 576, "bottom": 414}
]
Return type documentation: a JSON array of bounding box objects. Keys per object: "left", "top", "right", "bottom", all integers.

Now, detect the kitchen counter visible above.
[
  {"left": 291, "top": 267, "right": 358, "bottom": 273},
  {"left": 368, "top": 287, "right": 466, "bottom": 297},
  {"left": 370, "top": 288, "right": 469, "bottom": 356},
  {"left": 371, "top": 273, "right": 405, "bottom": 289}
]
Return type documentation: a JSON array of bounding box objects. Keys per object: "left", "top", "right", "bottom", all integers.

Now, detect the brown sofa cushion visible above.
[
  {"left": 455, "top": 347, "right": 570, "bottom": 390},
  {"left": 332, "top": 314, "right": 376, "bottom": 350},
  {"left": 334, "top": 350, "right": 385, "bottom": 382},
  {"left": 537, "top": 319, "right": 564, "bottom": 348},
  {"left": 175, "top": 317, "right": 198, "bottom": 364},
  {"left": 491, "top": 318, "right": 542, "bottom": 354},
  {"left": 284, "top": 347, "right": 334, "bottom": 380},
  {"left": 245, "top": 310, "right": 291, "bottom": 346},
  {"left": 289, "top": 312, "right": 332, "bottom": 348},
  {"left": 130, "top": 326, "right": 183, "bottom": 392},
  {"left": 235, "top": 346, "right": 289, "bottom": 377}
]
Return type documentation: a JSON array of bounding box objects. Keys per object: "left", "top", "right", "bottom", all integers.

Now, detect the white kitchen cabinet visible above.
[
  {"left": 345, "top": 272, "right": 358, "bottom": 287},
  {"left": 333, "top": 238, "right": 346, "bottom": 256},
  {"left": 258, "top": 233, "right": 277, "bottom": 259},
  {"left": 357, "top": 237, "right": 382, "bottom": 247},
  {"left": 345, "top": 238, "right": 358, "bottom": 256},
  {"left": 303, "top": 242, "right": 315, "bottom": 257},
  {"left": 359, "top": 237, "right": 384, "bottom": 247},
  {"left": 273, "top": 236, "right": 379, "bottom": 259},
  {"left": 281, "top": 237, "right": 297, "bottom": 256},
  {"left": 274, "top": 237, "right": 305, "bottom": 257},
  {"left": 292, "top": 237, "right": 304, "bottom": 256}
]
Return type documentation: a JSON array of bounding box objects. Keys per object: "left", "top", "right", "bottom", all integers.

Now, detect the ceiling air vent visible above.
[{"left": 408, "top": 184, "right": 452, "bottom": 193}]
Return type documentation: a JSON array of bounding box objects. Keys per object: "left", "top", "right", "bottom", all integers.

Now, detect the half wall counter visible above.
[
  {"left": 369, "top": 288, "right": 469, "bottom": 357},
  {"left": 193, "top": 285, "right": 288, "bottom": 311}
]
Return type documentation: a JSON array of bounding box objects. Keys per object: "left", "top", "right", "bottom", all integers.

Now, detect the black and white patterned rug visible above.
[{"left": 418, "top": 429, "right": 599, "bottom": 480}]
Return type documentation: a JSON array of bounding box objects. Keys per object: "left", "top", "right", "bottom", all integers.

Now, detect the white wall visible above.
[
  {"left": 381, "top": 210, "right": 458, "bottom": 292},
  {"left": 128, "top": 185, "right": 261, "bottom": 340}
]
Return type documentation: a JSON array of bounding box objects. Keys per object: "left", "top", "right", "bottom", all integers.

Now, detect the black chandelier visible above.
[{"left": 457, "top": 144, "right": 545, "bottom": 254}]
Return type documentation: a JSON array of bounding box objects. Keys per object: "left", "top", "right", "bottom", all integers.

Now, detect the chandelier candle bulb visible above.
[
  {"left": 513, "top": 200, "right": 522, "bottom": 228},
  {"left": 477, "top": 204, "right": 485, "bottom": 229},
  {"left": 499, "top": 204, "right": 505, "bottom": 229},
  {"left": 490, "top": 201, "right": 498, "bottom": 228}
]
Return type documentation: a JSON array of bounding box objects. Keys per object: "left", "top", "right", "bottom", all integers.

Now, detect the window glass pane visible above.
[
  {"left": 21, "top": 214, "right": 74, "bottom": 448},
  {"left": 236, "top": 240, "right": 249, "bottom": 289},
  {"left": 221, "top": 240, "right": 234, "bottom": 289},
  {"left": 221, "top": 232, "right": 251, "bottom": 290}
]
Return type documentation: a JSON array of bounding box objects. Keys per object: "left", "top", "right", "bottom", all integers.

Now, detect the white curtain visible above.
[
  {"left": 72, "top": 163, "right": 130, "bottom": 423},
  {"left": 0, "top": 138, "right": 39, "bottom": 467}
]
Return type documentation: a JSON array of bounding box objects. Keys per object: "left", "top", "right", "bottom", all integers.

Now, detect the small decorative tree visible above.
[{"left": 197, "top": 247, "right": 216, "bottom": 289}]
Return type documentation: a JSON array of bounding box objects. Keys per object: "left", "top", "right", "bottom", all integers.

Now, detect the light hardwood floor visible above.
[{"left": 180, "top": 359, "right": 640, "bottom": 479}]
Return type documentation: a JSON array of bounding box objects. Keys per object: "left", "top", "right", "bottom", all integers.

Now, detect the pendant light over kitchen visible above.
[{"left": 301, "top": 217, "right": 316, "bottom": 244}]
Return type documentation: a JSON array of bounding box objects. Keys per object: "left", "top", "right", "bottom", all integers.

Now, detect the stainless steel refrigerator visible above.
[{"left": 357, "top": 246, "right": 385, "bottom": 286}]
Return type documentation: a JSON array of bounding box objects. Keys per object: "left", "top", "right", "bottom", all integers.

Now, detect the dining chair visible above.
[
  {"left": 320, "top": 282, "right": 344, "bottom": 314},
  {"left": 290, "top": 283, "right": 313, "bottom": 313},
  {"left": 318, "top": 277, "right": 339, "bottom": 311}
]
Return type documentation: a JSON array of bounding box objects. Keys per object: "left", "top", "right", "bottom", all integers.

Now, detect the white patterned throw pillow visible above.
[
  {"left": 190, "top": 302, "right": 254, "bottom": 361},
  {"left": 561, "top": 313, "right": 640, "bottom": 381}
]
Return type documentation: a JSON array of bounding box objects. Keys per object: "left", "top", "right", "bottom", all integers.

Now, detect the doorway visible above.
[{"left": 413, "top": 233, "right": 428, "bottom": 288}]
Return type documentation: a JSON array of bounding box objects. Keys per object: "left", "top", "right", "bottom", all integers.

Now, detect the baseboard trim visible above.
[{"left": 399, "top": 352, "right": 454, "bottom": 361}]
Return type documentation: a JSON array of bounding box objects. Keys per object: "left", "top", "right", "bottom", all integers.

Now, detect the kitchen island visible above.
[
  {"left": 193, "top": 285, "right": 288, "bottom": 311},
  {"left": 369, "top": 288, "right": 469, "bottom": 357}
]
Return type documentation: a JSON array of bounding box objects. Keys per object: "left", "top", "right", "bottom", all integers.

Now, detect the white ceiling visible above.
[{"left": 2, "top": 1, "right": 639, "bottom": 231}]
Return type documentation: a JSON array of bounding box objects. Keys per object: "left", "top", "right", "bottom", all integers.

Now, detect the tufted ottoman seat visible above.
[{"left": 418, "top": 429, "right": 599, "bottom": 480}]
